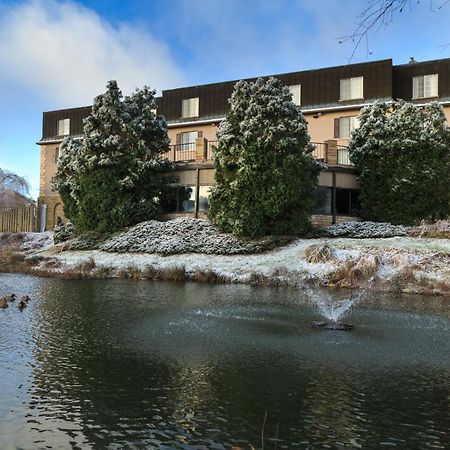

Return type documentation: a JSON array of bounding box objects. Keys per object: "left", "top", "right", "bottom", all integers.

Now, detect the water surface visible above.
[{"left": 0, "top": 274, "right": 449, "bottom": 449}]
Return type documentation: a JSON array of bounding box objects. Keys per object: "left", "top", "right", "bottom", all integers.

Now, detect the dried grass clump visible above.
[
  {"left": 191, "top": 270, "right": 228, "bottom": 284},
  {"left": 93, "top": 265, "right": 113, "bottom": 279},
  {"left": 304, "top": 244, "right": 333, "bottom": 263},
  {"left": 328, "top": 254, "right": 380, "bottom": 287},
  {"left": 116, "top": 266, "right": 144, "bottom": 280},
  {"left": 159, "top": 266, "right": 187, "bottom": 282},
  {"left": 410, "top": 219, "right": 450, "bottom": 239},
  {"left": 79, "top": 256, "right": 97, "bottom": 272}
]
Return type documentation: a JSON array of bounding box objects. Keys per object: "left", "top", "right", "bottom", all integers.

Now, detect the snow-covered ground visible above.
[
  {"left": 2, "top": 225, "right": 449, "bottom": 296},
  {"left": 46, "top": 236, "right": 450, "bottom": 295}
]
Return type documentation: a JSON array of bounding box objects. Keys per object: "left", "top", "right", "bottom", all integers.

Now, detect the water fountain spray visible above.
[{"left": 307, "top": 278, "right": 374, "bottom": 331}]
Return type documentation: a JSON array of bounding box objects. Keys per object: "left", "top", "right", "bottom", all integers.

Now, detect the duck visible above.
[
  {"left": 20, "top": 295, "right": 31, "bottom": 303},
  {"left": 18, "top": 300, "right": 27, "bottom": 310},
  {"left": 5, "top": 294, "right": 17, "bottom": 302},
  {"left": 0, "top": 297, "right": 8, "bottom": 309}
]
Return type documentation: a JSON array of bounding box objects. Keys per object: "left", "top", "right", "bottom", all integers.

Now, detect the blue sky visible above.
[{"left": 0, "top": 0, "right": 449, "bottom": 199}]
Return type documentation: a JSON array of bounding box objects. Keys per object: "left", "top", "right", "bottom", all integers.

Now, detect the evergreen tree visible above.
[
  {"left": 53, "top": 81, "right": 175, "bottom": 233},
  {"left": 348, "top": 100, "right": 450, "bottom": 225},
  {"left": 208, "top": 77, "right": 319, "bottom": 237}
]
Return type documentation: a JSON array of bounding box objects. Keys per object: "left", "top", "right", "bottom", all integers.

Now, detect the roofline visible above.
[
  {"left": 393, "top": 57, "right": 450, "bottom": 68},
  {"left": 162, "top": 59, "right": 393, "bottom": 93}
]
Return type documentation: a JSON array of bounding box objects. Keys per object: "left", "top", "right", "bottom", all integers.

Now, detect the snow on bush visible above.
[
  {"left": 348, "top": 100, "right": 450, "bottom": 225},
  {"left": 54, "top": 221, "right": 75, "bottom": 244},
  {"left": 323, "top": 221, "right": 408, "bottom": 238},
  {"left": 208, "top": 76, "right": 319, "bottom": 237},
  {"left": 98, "top": 218, "right": 278, "bottom": 255}
]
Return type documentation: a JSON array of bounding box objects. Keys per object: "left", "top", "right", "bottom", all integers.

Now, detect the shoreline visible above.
[{"left": 2, "top": 233, "right": 449, "bottom": 297}]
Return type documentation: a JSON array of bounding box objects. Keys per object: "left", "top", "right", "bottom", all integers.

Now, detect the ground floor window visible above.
[
  {"left": 312, "top": 187, "right": 360, "bottom": 216},
  {"left": 312, "top": 187, "right": 332, "bottom": 215},
  {"left": 162, "top": 185, "right": 213, "bottom": 214},
  {"left": 198, "top": 186, "right": 212, "bottom": 212},
  {"left": 336, "top": 188, "right": 360, "bottom": 215}
]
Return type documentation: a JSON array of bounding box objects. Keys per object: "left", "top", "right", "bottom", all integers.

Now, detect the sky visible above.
[{"left": 0, "top": 0, "right": 449, "bottom": 199}]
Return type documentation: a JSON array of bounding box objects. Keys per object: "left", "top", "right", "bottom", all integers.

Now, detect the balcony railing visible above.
[
  {"left": 163, "top": 142, "right": 196, "bottom": 162},
  {"left": 337, "top": 145, "right": 353, "bottom": 166},
  {"left": 163, "top": 139, "right": 354, "bottom": 166}
]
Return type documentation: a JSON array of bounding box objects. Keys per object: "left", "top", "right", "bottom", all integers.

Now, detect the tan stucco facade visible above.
[{"left": 38, "top": 112, "right": 363, "bottom": 230}]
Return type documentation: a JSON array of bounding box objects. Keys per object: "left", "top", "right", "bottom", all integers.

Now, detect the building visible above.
[{"left": 37, "top": 57, "right": 450, "bottom": 230}]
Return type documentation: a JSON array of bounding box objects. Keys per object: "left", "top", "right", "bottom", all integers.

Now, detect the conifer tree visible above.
[
  {"left": 348, "top": 100, "right": 450, "bottom": 225},
  {"left": 208, "top": 77, "right": 319, "bottom": 237},
  {"left": 53, "top": 81, "right": 175, "bottom": 233}
]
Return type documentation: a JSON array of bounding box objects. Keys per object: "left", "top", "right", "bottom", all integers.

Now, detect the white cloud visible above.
[{"left": 0, "top": 0, "right": 185, "bottom": 107}]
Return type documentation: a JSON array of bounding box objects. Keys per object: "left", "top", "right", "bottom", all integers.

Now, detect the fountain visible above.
[{"left": 307, "top": 284, "right": 372, "bottom": 331}]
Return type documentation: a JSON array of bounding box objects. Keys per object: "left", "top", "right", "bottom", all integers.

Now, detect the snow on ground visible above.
[
  {"left": 20, "top": 232, "right": 53, "bottom": 251},
  {"left": 47, "top": 236, "right": 450, "bottom": 294}
]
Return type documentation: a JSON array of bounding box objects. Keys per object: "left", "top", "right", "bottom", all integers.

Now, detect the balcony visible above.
[
  {"left": 312, "top": 142, "right": 354, "bottom": 166},
  {"left": 163, "top": 139, "right": 353, "bottom": 167}
]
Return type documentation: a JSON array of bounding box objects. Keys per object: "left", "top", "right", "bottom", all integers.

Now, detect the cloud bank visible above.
[{"left": 0, "top": 0, "right": 185, "bottom": 107}]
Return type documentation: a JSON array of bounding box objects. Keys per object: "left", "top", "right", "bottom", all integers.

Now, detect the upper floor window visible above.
[
  {"left": 57, "top": 118, "right": 70, "bottom": 136},
  {"left": 340, "top": 77, "right": 363, "bottom": 101},
  {"left": 288, "top": 84, "right": 301, "bottom": 106},
  {"left": 413, "top": 74, "right": 438, "bottom": 99},
  {"left": 336, "top": 116, "right": 360, "bottom": 139},
  {"left": 181, "top": 97, "right": 199, "bottom": 118},
  {"left": 179, "top": 131, "right": 199, "bottom": 150}
]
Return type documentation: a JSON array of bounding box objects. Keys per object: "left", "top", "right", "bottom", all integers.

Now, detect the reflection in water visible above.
[{"left": 0, "top": 274, "right": 449, "bottom": 449}]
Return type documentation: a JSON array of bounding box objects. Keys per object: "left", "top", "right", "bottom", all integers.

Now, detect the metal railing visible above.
[
  {"left": 163, "top": 142, "right": 196, "bottom": 162},
  {"left": 337, "top": 146, "right": 353, "bottom": 166},
  {"left": 163, "top": 140, "right": 354, "bottom": 166},
  {"left": 311, "top": 142, "right": 327, "bottom": 162}
]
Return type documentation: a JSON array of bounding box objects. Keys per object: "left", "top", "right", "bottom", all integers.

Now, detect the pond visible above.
[{"left": 0, "top": 273, "right": 449, "bottom": 449}]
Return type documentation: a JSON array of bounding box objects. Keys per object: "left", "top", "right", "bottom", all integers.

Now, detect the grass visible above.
[{"left": 304, "top": 244, "right": 333, "bottom": 263}]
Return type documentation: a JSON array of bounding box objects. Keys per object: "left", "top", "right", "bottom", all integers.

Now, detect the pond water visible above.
[{"left": 0, "top": 274, "right": 449, "bottom": 450}]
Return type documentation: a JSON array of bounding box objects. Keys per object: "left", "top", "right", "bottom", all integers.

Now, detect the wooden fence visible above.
[{"left": 0, "top": 206, "right": 39, "bottom": 233}]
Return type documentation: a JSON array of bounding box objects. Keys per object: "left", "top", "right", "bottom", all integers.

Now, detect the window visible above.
[
  {"left": 180, "top": 131, "right": 199, "bottom": 150},
  {"left": 181, "top": 97, "right": 199, "bottom": 118},
  {"left": 179, "top": 186, "right": 196, "bottom": 212},
  {"left": 57, "top": 118, "right": 70, "bottom": 136},
  {"left": 413, "top": 74, "right": 438, "bottom": 99},
  {"left": 312, "top": 187, "right": 332, "bottom": 215},
  {"left": 198, "top": 186, "right": 213, "bottom": 212},
  {"left": 340, "top": 77, "right": 363, "bottom": 101},
  {"left": 337, "top": 116, "right": 360, "bottom": 139},
  {"left": 288, "top": 84, "right": 301, "bottom": 106},
  {"left": 336, "top": 189, "right": 360, "bottom": 215}
]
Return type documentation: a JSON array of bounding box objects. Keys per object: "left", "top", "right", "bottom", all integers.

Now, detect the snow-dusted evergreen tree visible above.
[
  {"left": 53, "top": 81, "right": 175, "bottom": 233},
  {"left": 208, "top": 77, "right": 319, "bottom": 237},
  {"left": 348, "top": 100, "right": 450, "bottom": 225}
]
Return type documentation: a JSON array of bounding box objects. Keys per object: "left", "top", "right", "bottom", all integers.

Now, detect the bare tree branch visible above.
[
  {"left": 338, "top": 0, "right": 449, "bottom": 61},
  {"left": 0, "top": 167, "right": 30, "bottom": 196}
]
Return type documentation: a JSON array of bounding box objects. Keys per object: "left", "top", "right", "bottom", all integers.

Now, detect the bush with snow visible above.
[
  {"left": 53, "top": 81, "right": 177, "bottom": 233},
  {"left": 54, "top": 220, "right": 75, "bottom": 244},
  {"left": 348, "top": 100, "right": 450, "bottom": 225},
  {"left": 98, "top": 218, "right": 280, "bottom": 255},
  {"left": 323, "top": 221, "right": 408, "bottom": 238},
  {"left": 208, "top": 77, "right": 319, "bottom": 237}
]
